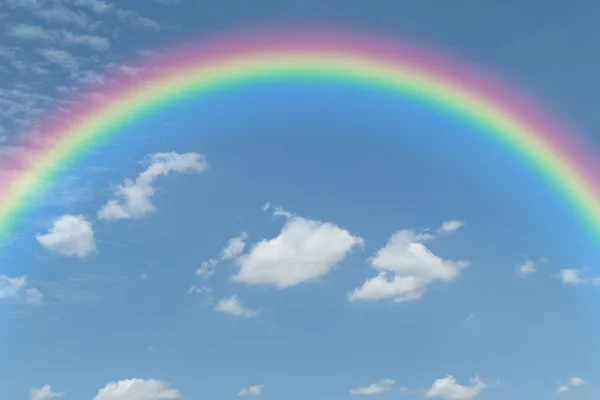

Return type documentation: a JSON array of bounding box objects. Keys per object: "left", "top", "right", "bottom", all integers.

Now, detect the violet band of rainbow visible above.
[{"left": 0, "top": 28, "right": 598, "bottom": 245}]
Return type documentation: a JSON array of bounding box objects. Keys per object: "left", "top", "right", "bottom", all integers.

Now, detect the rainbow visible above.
[{"left": 1, "top": 27, "right": 599, "bottom": 245}]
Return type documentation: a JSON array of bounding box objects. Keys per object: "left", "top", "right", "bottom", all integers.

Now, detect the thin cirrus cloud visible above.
[
  {"left": 98, "top": 152, "right": 207, "bottom": 221},
  {"left": 348, "top": 221, "right": 468, "bottom": 303},
  {"left": 350, "top": 379, "right": 395, "bottom": 395},
  {"left": 36, "top": 214, "right": 96, "bottom": 258},
  {"left": 232, "top": 207, "right": 364, "bottom": 288}
]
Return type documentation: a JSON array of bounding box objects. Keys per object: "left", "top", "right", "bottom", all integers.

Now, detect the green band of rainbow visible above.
[{"left": 1, "top": 29, "right": 598, "bottom": 245}]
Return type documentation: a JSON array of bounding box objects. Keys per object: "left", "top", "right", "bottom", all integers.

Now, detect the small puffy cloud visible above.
[
  {"left": 233, "top": 208, "right": 364, "bottom": 288},
  {"left": 196, "top": 232, "right": 248, "bottom": 278},
  {"left": 30, "top": 384, "right": 65, "bottom": 400},
  {"left": 188, "top": 285, "right": 211, "bottom": 296},
  {"left": 556, "top": 376, "right": 587, "bottom": 393},
  {"left": 221, "top": 232, "right": 248, "bottom": 260},
  {"left": 98, "top": 152, "right": 207, "bottom": 220},
  {"left": 0, "top": 275, "right": 43, "bottom": 306},
  {"left": 196, "top": 259, "right": 218, "bottom": 279},
  {"left": 554, "top": 269, "right": 588, "bottom": 286},
  {"left": 93, "top": 378, "right": 181, "bottom": 400},
  {"left": 36, "top": 215, "right": 96, "bottom": 257},
  {"left": 517, "top": 256, "right": 537, "bottom": 276},
  {"left": 0, "top": 275, "right": 27, "bottom": 299},
  {"left": 426, "top": 376, "right": 487, "bottom": 400},
  {"left": 26, "top": 287, "right": 44, "bottom": 306},
  {"left": 348, "top": 223, "right": 468, "bottom": 303},
  {"left": 438, "top": 220, "right": 464, "bottom": 234},
  {"left": 237, "top": 384, "right": 265, "bottom": 397},
  {"left": 350, "top": 379, "right": 395, "bottom": 395},
  {"left": 215, "top": 295, "right": 260, "bottom": 318},
  {"left": 262, "top": 201, "right": 270, "bottom": 211},
  {"left": 570, "top": 377, "right": 587, "bottom": 387}
]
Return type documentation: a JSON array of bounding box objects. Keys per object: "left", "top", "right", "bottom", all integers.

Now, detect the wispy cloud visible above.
[
  {"left": 69, "top": 0, "right": 161, "bottom": 31},
  {"left": 39, "top": 48, "right": 80, "bottom": 71},
  {"left": 10, "top": 24, "right": 110, "bottom": 52}
]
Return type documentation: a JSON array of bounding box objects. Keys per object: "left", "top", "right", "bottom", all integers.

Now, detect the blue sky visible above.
[{"left": 1, "top": 1, "right": 600, "bottom": 400}]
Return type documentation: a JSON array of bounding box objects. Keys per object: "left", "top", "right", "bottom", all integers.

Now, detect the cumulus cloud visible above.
[
  {"left": 98, "top": 152, "right": 207, "bottom": 220},
  {"left": 350, "top": 379, "right": 395, "bottom": 395},
  {"left": 516, "top": 256, "right": 547, "bottom": 276},
  {"left": 438, "top": 220, "right": 464, "bottom": 234},
  {"left": 93, "top": 378, "right": 181, "bottom": 400},
  {"left": 215, "top": 295, "right": 260, "bottom": 318},
  {"left": 197, "top": 232, "right": 248, "bottom": 278},
  {"left": 26, "top": 287, "right": 44, "bottom": 306},
  {"left": 556, "top": 385, "right": 569, "bottom": 393},
  {"left": 554, "top": 269, "right": 590, "bottom": 286},
  {"left": 0, "top": 275, "right": 43, "bottom": 306},
  {"left": 36, "top": 215, "right": 96, "bottom": 257},
  {"left": 517, "top": 256, "right": 536, "bottom": 276},
  {"left": 426, "top": 376, "right": 487, "bottom": 400},
  {"left": 232, "top": 208, "right": 364, "bottom": 288},
  {"left": 556, "top": 376, "right": 587, "bottom": 393},
  {"left": 30, "top": 384, "right": 65, "bottom": 400},
  {"left": 348, "top": 222, "right": 468, "bottom": 303},
  {"left": 570, "top": 377, "right": 587, "bottom": 387},
  {"left": 237, "top": 384, "right": 265, "bottom": 396}
]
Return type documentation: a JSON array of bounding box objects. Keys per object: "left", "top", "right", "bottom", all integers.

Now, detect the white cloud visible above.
[
  {"left": 517, "top": 256, "right": 537, "bottom": 275},
  {"left": 30, "top": 384, "right": 64, "bottom": 400},
  {"left": 0, "top": 275, "right": 27, "bottom": 299},
  {"left": 93, "top": 378, "right": 181, "bottom": 400},
  {"left": 237, "top": 384, "right": 265, "bottom": 397},
  {"left": 0, "top": 275, "right": 43, "bottom": 306},
  {"left": 9, "top": 24, "right": 56, "bottom": 41},
  {"left": 233, "top": 208, "right": 364, "bottom": 288},
  {"left": 348, "top": 223, "right": 468, "bottom": 303},
  {"left": 555, "top": 269, "right": 587, "bottom": 286},
  {"left": 98, "top": 152, "right": 207, "bottom": 220},
  {"left": 438, "top": 220, "right": 464, "bottom": 234},
  {"left": 188, "top": 286, "right": 212, "bottom": 306},
  {"left": 60, "top": 31, "right": 109, "bottom": 52},
  {"left": 215, "top": 295, "right": 260, "bottom": 318},
  {"left": 556, "top": 376, "right": 587, "bottom": 393},
  {"left": 196, "top": 232, "right": 249, "bottom": 278},
  {"left": 221, "top": 232, "right": 248, "bottom": 260},
  {"left": 36, "top": 215, "right": 96, "bottom": 257},
  {"left": 26, "top": 287, "right": 44, "bottom": 306},
  {"left": 70, "top": 0, "right": 161, "bottom": 31},
  {"left": 196, "top": 258, "right": 218, "bottom": 279},
  {"left": 350, "top": 379, "right": 395, "bottom": 395},
  {"left": 426, "top": 376, "right": 487, "bottom": 400},
  {"left": 39, "top": 48, "right": 80, "bottom": 71},
  {"left": 570, "top": 377, "right": 587, "bottom": 387},
  {"left": 262, "top": 201, "right": 270, "bottom": 211}
]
